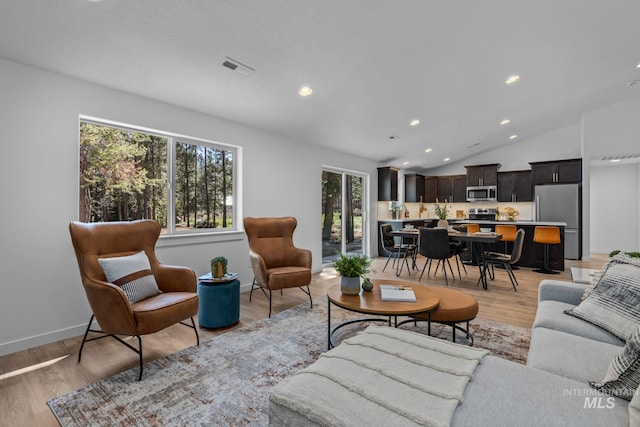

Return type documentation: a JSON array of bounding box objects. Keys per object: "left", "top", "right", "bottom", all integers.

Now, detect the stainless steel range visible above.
[{"left": 468, "top": 208, "right": 498, "bottom": 220}]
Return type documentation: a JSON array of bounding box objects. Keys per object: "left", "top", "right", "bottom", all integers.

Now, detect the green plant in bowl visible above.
[{"left": 333, "top": 253, "right": 373, "bottom": 295}]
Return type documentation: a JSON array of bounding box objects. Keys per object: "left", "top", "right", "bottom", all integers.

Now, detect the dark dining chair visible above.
[
  {"left": 380, "top": 224, "right": 414, "bottom": 276},
  {"left": 494, "top": 224, "right": 519, "bottom": 270},
  {"left": 418, "top": 227, "right": 456, "bottom": 285},
  {"left": 482, "top": 228, "right": 525, "bottom": 291}
]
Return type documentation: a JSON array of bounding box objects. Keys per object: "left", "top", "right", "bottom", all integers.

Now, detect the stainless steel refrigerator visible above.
[{"left": 534, "top": 183, "right": 581, "bottom": 260}]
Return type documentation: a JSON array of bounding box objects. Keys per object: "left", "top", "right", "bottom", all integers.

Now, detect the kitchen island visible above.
[
  {"left": 378, "top": 218, "right": 568, "bottom": 271},
  {"left": 456, "top": 220, "right": 567, "bottom": 271}
]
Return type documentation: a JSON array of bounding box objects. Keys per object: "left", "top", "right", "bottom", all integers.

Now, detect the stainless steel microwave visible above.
[{"left": 466, "top": 185, "right": 497, "bottom": 202}]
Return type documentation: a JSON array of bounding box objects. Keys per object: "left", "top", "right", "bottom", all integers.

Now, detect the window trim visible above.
[{"left": 78, "top": 115, "right": 242, "bottom": 238}]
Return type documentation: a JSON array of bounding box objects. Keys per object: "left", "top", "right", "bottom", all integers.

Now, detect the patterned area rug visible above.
[{"left": 48, "top": 297, "right": 531, "bottom": 426}]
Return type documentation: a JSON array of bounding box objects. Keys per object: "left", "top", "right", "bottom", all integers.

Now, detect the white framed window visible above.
[{"left": 78, "top": 117, "right": 240, "bottom": 235}]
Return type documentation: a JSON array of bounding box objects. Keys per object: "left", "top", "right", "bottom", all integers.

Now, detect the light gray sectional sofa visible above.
[{"left": 269, "top": 279, "right": 632, "bottom": 426}]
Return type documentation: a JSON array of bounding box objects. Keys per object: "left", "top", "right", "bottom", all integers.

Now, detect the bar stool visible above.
[
  {"left": 533, "top": 226, "right": 561, "bottom": 274},
  {"left": 465, "top": 223, "right": 480, "bottom": 233},
  {"left": 495, "top": 224, "right": 519, "bottom": 270}
]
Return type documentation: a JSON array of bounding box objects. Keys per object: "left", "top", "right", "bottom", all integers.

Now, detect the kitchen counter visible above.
[
  {"left": 458, "top": 220, "right": 567, "bottom": 227},
  {"left": 379, "top": 217, "right": 466, "bottom": 223},
  {"left": 379, "top": 217, "right": 435, "bottom": 222}
]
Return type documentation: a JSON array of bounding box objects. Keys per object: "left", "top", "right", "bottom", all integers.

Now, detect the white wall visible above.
[
  {"left": 589, "top": 163, "right": 640, "bottom": 253},
  {"left": 421, "top": 123, "right": 582, "bottom": 176},
  {"left": 0, "top": 58, "right": 379, "bottom": 355},
  {"left": 583, "top": 95, "right": 640, "bottom": 255}
]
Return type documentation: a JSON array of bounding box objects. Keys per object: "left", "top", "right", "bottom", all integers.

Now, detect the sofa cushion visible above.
[
  {"left": 538, "top": 280, "right": 588, "bottom": 305},
  {"left": 98, "top": 250, "right": 162, "bottom": 303},
  {"left": 269, "top": 342, "right": 631, "bottom": 427},
  {"left": 451, "top": 356, "right": 628, "bottom": 427},
  {"left": 591, "top": 326, "right": 640, "bottom": 400},
  {"left": 527, "top": 327, "right": 622, "bottom": 383},
  {"left": 565, "top": 254, "right": 640, "bottom": 341},
  {"left": 534, "top": 300, "right": 624, "bottom": 346}
]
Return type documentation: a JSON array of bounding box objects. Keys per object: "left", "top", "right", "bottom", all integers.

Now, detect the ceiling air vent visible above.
[
  {"left": 222, "top": 57, "right": 255, "bottom": 76},
  {"left": 600, "top": 154, "right": 640, "bottom": 161}
]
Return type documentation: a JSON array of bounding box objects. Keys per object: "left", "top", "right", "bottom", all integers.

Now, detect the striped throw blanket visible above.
[{"left": 270, "top": 325, "right": 489, "bottom": 427}]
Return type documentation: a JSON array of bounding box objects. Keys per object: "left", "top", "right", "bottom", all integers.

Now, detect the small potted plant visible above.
[
  {"left": 433, "top": 199, "right": 450, "bottom": 228},
  {"left": 333, "top": 253, "right": 372, "bottom": 295},
  {"left": 210, "top": 256, "right": 228, "bottom": 278}
]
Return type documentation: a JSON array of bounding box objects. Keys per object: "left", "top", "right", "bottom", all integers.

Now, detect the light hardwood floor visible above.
[{"left": 0, "top": 253, "right": 608, "bottom": 426}]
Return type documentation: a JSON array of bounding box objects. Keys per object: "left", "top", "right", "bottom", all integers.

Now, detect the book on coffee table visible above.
[{"left": 379, "top": 284, "right": 416, "bottom": 302}]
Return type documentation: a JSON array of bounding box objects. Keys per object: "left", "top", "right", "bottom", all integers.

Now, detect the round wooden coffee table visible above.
[{"left": 327, "top": 279, "right": 440, "bottom": 349}]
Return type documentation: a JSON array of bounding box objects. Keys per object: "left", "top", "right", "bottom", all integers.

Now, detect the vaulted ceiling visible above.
[{"left": 1, "top": 0, "right": 639, "bottom": 171}]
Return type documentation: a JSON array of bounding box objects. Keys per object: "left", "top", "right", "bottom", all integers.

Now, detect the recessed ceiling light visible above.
[
  {"left": 443, "top": 157, "right": 451, "bottom": 162},
  {"left": 636, "top": 62, "right": 640, "bottom": 69},
  {"left": 611, "top": 159, "right": 621, "bottom": 163},
  {"left": 424, "top": 148, "right": 433, "bottom": 153},
  {"left": 509, "top": 134, "right": 518, "bottom": 140},
  {"left": 298, "top": 86, "right": 313, "bottom": 96},
  {"left": 402, "top": 161, "right": 410, "bottom": 165},
  {"left": 500, "top": 119, "right": 510, "bottom": 126},
  {"left": 506, "top": 75, "right": 520, "bottom": 85},
  {"left": 409, "top": 119, "right": 421, "bottom": 126}
]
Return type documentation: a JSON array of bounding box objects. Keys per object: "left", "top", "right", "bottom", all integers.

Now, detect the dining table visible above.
[{"left": 391, "top": 228, "right": 502, "bottom": 289}]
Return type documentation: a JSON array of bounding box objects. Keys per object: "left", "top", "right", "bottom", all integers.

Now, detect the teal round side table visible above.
[{"left": 197, "top": 279, "right": 240, "bottom": 329}]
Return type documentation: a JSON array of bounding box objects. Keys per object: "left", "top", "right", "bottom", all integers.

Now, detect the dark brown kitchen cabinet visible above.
[
  {"left": 437, "top": 174, "right": 467, "bottom": 203},
  {"left": 498, "top": 170, "right": 532, "bottom": 202},
  {"left": 424, "top": 176, "right": 437, "bottom": 203},
  {"left": 378, "top": 167, "right": 398, "bottom": 201},
  {"left": 404, "top": 174, "right": 425, "bottom": 202},
  {"left": 530, "top": 159, "right": 582, "bottom": 185},
  {"left": 465, "top": 164, "right": 500, "bottom": 187}
]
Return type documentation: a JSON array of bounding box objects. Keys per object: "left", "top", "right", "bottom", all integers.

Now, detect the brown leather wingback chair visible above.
[
  {"left": 69, "top": 220, "right": 199, "bottom": 380},
  {"left": 244, "top": 217, "right": 312, "bottom": 317}
]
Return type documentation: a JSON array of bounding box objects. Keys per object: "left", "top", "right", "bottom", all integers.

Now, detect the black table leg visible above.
[
  {"left": 473, "top": 242, "right": 488, "bottom": 289},
  {"left": 327, "top": 297, "right": 332, "bottom": 350}
]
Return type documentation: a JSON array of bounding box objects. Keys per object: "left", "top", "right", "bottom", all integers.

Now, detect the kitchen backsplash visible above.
[{"left": 377, "top": 201, "right": 534, "bottom": 221}]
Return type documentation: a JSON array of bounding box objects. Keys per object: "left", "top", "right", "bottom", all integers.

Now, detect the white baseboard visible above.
[
  {"left": 0, "top": 320, "right": 97, "bottom": 357},
  {"left": 1, "top": 283, "right": 256, "bottom": 357}
]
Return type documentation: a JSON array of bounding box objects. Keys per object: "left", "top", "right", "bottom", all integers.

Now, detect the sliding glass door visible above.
[{"left": 321, "top": 168, "right": 368, "bottom": 265}]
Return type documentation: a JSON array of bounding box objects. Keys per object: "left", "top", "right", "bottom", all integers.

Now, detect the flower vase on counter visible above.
[
  {"left": 437, "top": 219, "right": 449, "bottom": 229},
  {"left": 433, "top": 200, "right": 450, "bottom": 229}
]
